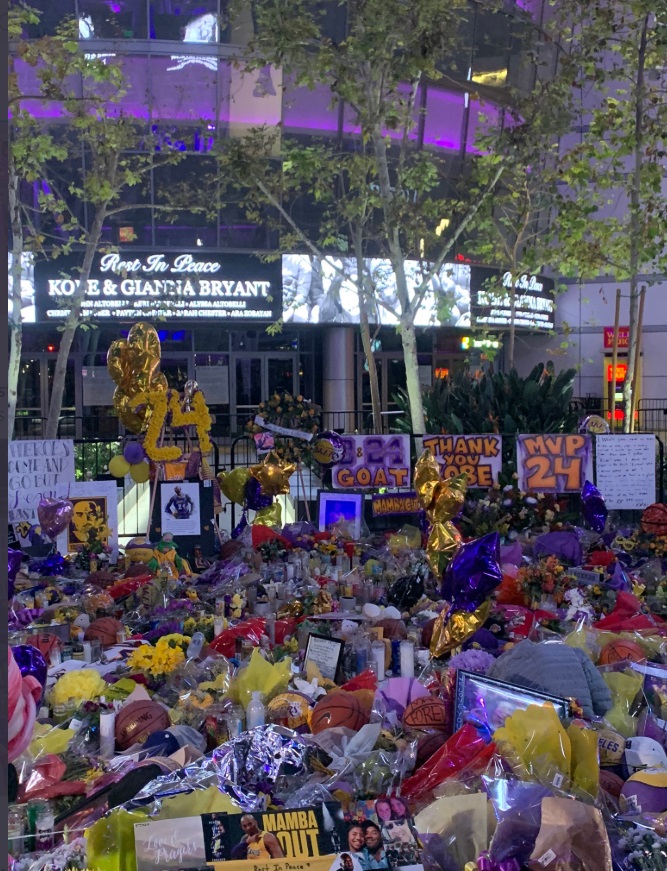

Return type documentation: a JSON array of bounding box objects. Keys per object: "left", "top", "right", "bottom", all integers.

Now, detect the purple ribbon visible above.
[{"left": 477, "top": 853, "right": 521, "bottom": 871}]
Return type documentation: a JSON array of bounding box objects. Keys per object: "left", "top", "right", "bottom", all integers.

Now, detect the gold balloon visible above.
[
  {"left": 429, "top": 600, "right": 491, "bottom": 658},
  {"left": 277, "top": 600, "right": 304, "bottom": 619},
  {"left": 107, "top": 322, "right": 168, "bottom": 434},
  {"left": 109, "top": 455, "right": 131, "bottom": 478},
  {"left": 249, "top": 451, "right": 296, "bottom": 497},
  {"left": 254, "top": 502, "right": 283, "bottom": 529},
  {"left": 414, "top": 451, "right": 467, "bottom": 577},
  {"left": 217, "top": 467, "right": 251, "bottom": 505},
  {"left": 426, "top": 520, "right": 462, "bottom": 578},
  {"left": 311, "top": 590, "right": 334, "bottom": 615}
]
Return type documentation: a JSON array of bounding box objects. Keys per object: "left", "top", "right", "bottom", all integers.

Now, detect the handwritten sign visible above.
[
  {"left": 516, "top": 434, "right": 593, "bottom": 493},
  {"left": 420, "top": 434, "right": 502, "bottom": 487},
  {"left": 372, "top": 492, "right": 421, "bottom": 517},
  {"left": 332, "top": 434, "right": 411, "bottom": 490},
  {"left": 134, "top": 816, "right": 207, "bottom": 871},
  {"left": 595, "top": 434, "right": 656, "bottom": 509},
  {"left": 8, "top": 440, "right": 75, "bottom": 525}
]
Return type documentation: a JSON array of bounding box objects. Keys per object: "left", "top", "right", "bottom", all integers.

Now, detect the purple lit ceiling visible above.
[{"left": 14, "top": 54, "right": 496, "bottom": 155}]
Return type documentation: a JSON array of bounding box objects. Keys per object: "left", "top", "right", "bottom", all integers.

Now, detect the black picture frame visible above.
[
  {"left": 454, "top": 670, "right": 570, "bottom": 733},
  {"left": 304, "top": 633, "right": 345, "bottom": 682}
]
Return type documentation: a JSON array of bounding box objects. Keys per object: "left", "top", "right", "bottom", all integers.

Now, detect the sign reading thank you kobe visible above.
[{"left": 35, "top": 251, "right": 282, "bottom": 322}]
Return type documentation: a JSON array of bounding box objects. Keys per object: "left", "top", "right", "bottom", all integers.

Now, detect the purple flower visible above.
[{"left": 448, "top": 648, "right": 496, "bottom": 675}]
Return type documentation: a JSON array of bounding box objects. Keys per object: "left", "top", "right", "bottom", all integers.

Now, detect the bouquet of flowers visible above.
[
  {"left": 617, "top": 823, "right": 667, "bottom": 870},
  {"left": 514, "top": 555, "right": 576, "bottom": 608},
  {"left": 458, "top": 481, "right": 564, "bottom": 541},
  {"left": 126, "top": 633, "right": 191, "bottom": 684}
]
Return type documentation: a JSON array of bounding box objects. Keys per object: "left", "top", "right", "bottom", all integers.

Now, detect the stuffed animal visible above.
[
  {"left": 8, "top": 646, "right": 43, "bottom": 762},
  {"left": 147, "top": 535, "right": 193, "bottom": 577}
]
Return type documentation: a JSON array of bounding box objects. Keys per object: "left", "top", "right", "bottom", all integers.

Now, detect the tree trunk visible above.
[
  {"left": 355, "top": 246, "right": 382, "bottom": 432},
  {"left": 400, "top": 320, "right": 426, "bottom": 435},
  {"left": 622, "top": 13, "right": 649, "bottom": 433},
  {"left": 45, "top": 208, "right": 105, "bottom": 439},
  {"left": 8, "top": 163, "right": 23, "bottom": 440}
]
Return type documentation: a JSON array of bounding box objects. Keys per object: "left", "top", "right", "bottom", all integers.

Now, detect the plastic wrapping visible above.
[{"left": 212, "top": 724, "right": 310, "bottom": 809}]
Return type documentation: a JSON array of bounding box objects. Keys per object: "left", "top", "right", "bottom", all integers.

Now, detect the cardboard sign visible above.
[
  {"left": 420, "top": 434, "right": 502, "bottom": 487},
  {"left": 595, "top": 434, "right": 656, "bottom": 509},
  {"left": 8, "top": 440, "right": 75, "bottom": 524},
  {"left": 516, "top": 434, "right": 593, "bottom": 493},
  {"left": 332, "top": 435, "right": 411, "bottom": 490},
  {"left": 371, "top": 492, "right": 421, "bottom": 517}
]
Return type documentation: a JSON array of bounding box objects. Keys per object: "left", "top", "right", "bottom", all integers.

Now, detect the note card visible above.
[{"left": 595, "top": 435, "right": 656, "bottom": 509}]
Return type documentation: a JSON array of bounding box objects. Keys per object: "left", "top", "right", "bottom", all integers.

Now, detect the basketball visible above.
[
  {"left": 86, "top": 570, "right": 118, "bottom": 588},
  {"left": 598, "top": 639, "right": 646, "bottom": 666},
  {"left": 85, "top": 617, "right": 123, "bottom": 647},
  {"left": 402, "top": 695, "right": 448, "bottom": 732},
  {"left": 599, "top": 769, "right": 625, "bottom": 800},
  {"left": 621, "top": 769, "right": 667, "bottom": 814},
  {"left": 310, "top": 692, "right": 368, "bottom": 734},
  {"left": 416, "top": 730, "right": 447, "bottom": 766},
  {"left": 115, "top": 700, "right": 171, "bottom": 751},
  {"left": 598, "top": 728, "right": 626, "bottom": 766},
  {"left": 641, "top": 503, "right": 667, "bottom": 536}
]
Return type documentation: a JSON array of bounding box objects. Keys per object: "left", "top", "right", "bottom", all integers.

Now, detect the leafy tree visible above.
[
  {"left": 9, "top": 5, "right": 183, "bottom": 439},
  {"left": 549, "top": 0, "right": 667, "bottom": 431},
  {"left": 218, "top": 0, "right": 550, "bottom": 434}
]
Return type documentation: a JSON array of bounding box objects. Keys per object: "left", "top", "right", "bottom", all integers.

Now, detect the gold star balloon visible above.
[{"left": 249, "top": 451, "right": 296, "bottom": 497}]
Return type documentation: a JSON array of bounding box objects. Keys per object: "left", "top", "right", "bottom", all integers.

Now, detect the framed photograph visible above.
[
  {"left": 317, "top": 491, "right": 364, "bottom": 539},
  {"left": 304, "top": 633, "right": 345, "bottom": 682},
  {"left": 454, "top": 670, "right": 570, "bottom": 733}
]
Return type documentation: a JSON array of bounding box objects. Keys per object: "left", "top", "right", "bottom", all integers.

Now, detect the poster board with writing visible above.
[
  {"left": 420, "top": 434, "right": 502, "bottom": 487},
  {"left": 332, "top": 435, "right": 411, "bottom": 490},
  {"left": 595, "top": 434, "right": 656, "bottom": 509},
  {"left": 8, "top": 440, "right": 75, "bottom": 526},
  {"left": 516, "top": 434, "right": 593, "bottom": 493}
]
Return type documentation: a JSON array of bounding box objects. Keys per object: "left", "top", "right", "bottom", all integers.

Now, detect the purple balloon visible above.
[
  {"left": 582, "top": 479, "right": 607, "bottom": 534},
  {"left": 231, "top": 511, "right": 249, "bottom": 540},
  {"left": 312, "top": 430, "right": 345, "bottom": 469},
  {"left": 245, "top": 476, "right": 272, "bottom": 511},
  {"left": 37, "top": 497, "right": 74, "bottom": 541},
  {"left": 12, "top": 644, "right": 48, "bottom": 688},
  {"left": 123, "top": 441, "right": 147, "bottom": 465},
  {"left": 533, "top": 530, "right": 583, "bottom": 565},
  {"left": 441, "top": 532, "right": 503, "bottom": 611}
]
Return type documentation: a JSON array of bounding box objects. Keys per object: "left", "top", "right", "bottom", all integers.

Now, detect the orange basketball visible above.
[
  {"left": 85, "top": 617, "right": 123, "bottom": 647},
  {"left": 310, "top": 692, "right": 368, "bottom": 734},
  {"left": 642, "top": 504, "right": 667, "bottom": 536},
  {"left": 598, "top": 639, "right": 646, "bottom": 665},
  {"left": 115, "top": 700, "right": 171, "bottom": 751},
  {"left": 402, "top": 695, "right": 448, "bottom": 732}
]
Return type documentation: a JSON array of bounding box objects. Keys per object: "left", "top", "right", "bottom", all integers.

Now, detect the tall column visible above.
[{"left": 323, "top": 327, "right": 355, "bottom": 431}]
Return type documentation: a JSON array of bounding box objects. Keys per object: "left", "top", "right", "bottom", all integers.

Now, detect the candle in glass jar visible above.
[
  {"left": 399, "top": 640, "right": 415, "bottom": 678},
  {"left": 371, "top": 642, "right": 385, "bottom": 681}
]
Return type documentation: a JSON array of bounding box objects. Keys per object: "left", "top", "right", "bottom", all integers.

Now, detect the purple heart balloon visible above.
[
  {"left": 37, "top": 497, "right": 74, "bottom": 541},
  {"left": 11, "top": 644, "right": 48, "bottom": 688}
]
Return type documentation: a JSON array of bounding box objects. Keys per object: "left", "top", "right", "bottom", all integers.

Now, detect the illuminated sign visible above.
[
  {"left": 470, "top": 266, "right": 555, "bottom": 332},
  {"left": 603, "top": 326, "right": 630, "bottom": 350},
  {"left": 606, "top": 363, "right": 628, "bottom": 383},
  {"left": 33, "top": 251, "right": 282, "bottom": 323}
]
